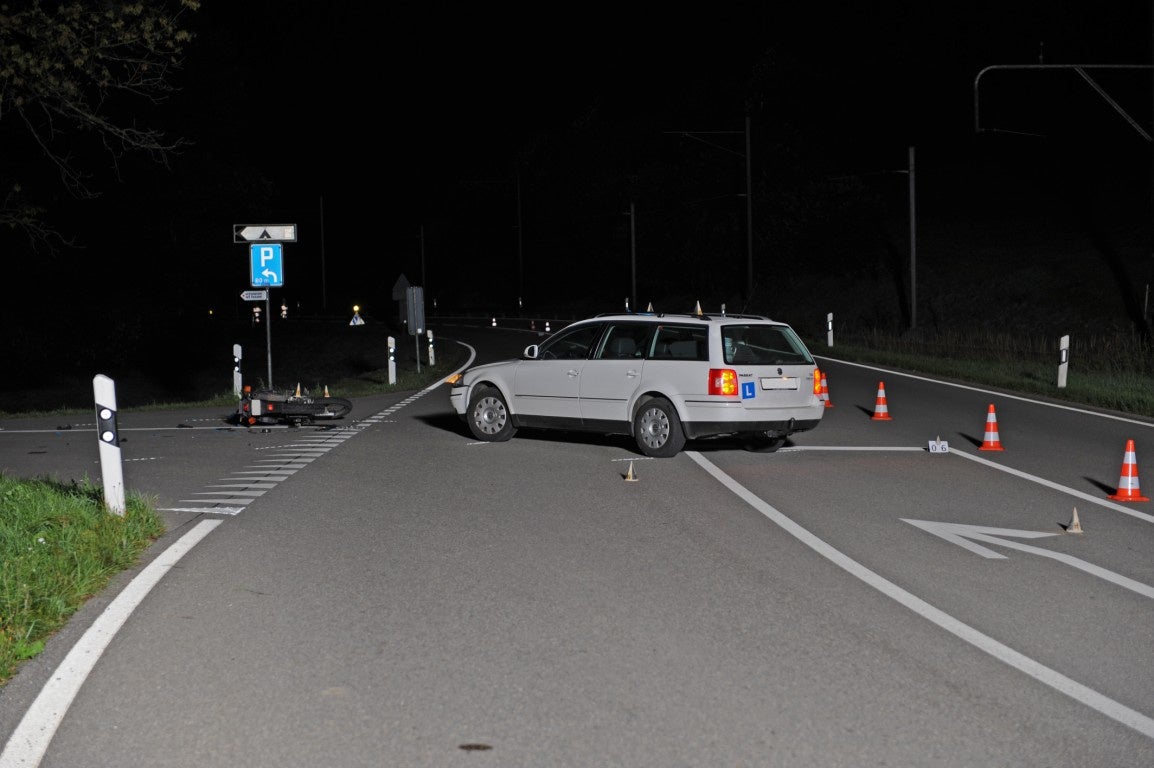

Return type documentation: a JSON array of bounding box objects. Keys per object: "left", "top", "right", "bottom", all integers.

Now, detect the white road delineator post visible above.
[
  {"left": 427, "top": 329, "right": 435, "bottom": 366},
  {"left": 92, "top": 374, "right": 125, "bottom": 515},
  {"left": 827, "top": 312, "right": 834, "bottom": 347},
  {"left": 232, "top": 343, "right": 242, "bottom": 397},
  {"left": 388, "top": 336, "right": 397, "bottom": 385},
  {"left": 1057, "top": 334, "right": 1070, "bottom": 389}
]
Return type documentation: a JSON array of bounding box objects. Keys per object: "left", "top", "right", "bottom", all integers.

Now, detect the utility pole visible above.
[
  {"left": 319, "top": 195, "right": 327, "bottom": 311},
  {"left": 516, "top": 168, "right": 524, "bottom": 304},
  {"left": 744, "top": 116, "right": 754, "bottom": 302},
  {"left": 909, "top": 146, "right": 917, "bottom": 330},
  {"left": 629, "top": 202, "right": 637, "bottom": 310}
]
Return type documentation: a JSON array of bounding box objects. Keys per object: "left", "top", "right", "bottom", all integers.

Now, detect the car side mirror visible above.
[{"left": 523, "top": 344, "right": 540, "bottom": 359}]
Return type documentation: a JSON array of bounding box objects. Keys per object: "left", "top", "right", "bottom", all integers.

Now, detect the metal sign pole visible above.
[{"left": 265, "top": 295, "right": 273, "bottom": 387}]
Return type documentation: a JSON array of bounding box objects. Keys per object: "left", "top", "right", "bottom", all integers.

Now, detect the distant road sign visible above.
[
  {"left": 241, "top": 290, "right": 268, "bottom": 301},
  {"left": 250, "top": 243, "right": 284, "bottom": 288},
  {"left": 234, "top": 224, "right": 297, "bottom": 243}
]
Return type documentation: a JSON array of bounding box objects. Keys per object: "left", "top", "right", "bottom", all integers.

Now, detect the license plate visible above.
[{"left": 760, "top": 377, "right": 798, "bottom": 390}]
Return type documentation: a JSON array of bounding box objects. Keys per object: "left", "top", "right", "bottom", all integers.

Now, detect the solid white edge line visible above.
[
  {"left": 685, "top": 450, "right": 1154, "bottom": 740},
  {"left": 0, "top": 519, "right": 223, "bottom": 768}
]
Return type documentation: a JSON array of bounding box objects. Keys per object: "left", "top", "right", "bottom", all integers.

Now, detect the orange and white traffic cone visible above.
[
  {"left": 979, "top": 404, "right": 1004, "bottom": 451},
  {"left": 820, "top": 372, "right": 833, "bottom": 408},
  {"left": 1108, "top": 439, "right": 1150, "bottom": 501},
  {"left": 323, "top": 385, "right": 331, "bottom": 398},
  {"left": 871, "top": 381, "right": 892, "bottom": 420}
]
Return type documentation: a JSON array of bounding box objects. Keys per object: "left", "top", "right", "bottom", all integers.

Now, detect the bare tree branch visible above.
[{"left": 0, "top": 1, "right": 200, "bottom": 251}]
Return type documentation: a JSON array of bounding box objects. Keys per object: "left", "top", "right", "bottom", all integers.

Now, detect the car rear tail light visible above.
[
  {"left": 813, "top": 367, "right": 822, "bottom": 396},
  {"left": 708, "top": 368, "right": 738, "bottom": 396}
]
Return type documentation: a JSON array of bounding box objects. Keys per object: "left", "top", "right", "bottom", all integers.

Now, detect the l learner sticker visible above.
[{"left": 741, "top": 381, "right": 756, "bottom": 399}]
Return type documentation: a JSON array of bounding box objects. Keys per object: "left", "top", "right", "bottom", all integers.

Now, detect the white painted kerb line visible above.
[
  {"left": 0, "top": 519, "right": 222, "bottom": 767},
  {"left": 685, "top": 450, "right": 1154, "bottom": 741}
]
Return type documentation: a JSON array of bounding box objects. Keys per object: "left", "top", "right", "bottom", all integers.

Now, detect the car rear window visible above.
[{"left": 722, "top": 324, "right": 813, "bottom": 365}]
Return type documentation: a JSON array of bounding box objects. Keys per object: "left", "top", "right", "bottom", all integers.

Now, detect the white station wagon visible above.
[{"left": 448, "top": 309, "right": 825, "bottom": 457}]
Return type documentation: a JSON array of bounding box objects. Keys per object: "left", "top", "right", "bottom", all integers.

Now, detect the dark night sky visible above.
[
  {"left": 217, "top": 1, "right": 1154, "bottom": 300},
  {"left": 6, "top": 1, "right": 1154, "bottom": 325}
]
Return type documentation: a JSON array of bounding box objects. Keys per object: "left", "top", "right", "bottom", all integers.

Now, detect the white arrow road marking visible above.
[
  {"left": 904, "top": 519, "right": 1154, "bottom": 600},
  {"left": 686, "top": 451, "right": 1154, "bottom": 741}
]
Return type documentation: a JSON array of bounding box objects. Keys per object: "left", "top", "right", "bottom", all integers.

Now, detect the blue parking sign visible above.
[
  {"left": 741, "top": 380, "right": 756, "bottom": 399},
  {"left": 250, "top": 243, "right": 284, "bottom": 287}
]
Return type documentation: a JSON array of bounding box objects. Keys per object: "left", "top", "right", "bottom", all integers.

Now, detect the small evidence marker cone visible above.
[
  {"left": 979, "top": 403, "right": 1004, "bottom": 451},
  {"left": 1066, "top": 507, "right": 1083, "bottom": 534},
  {"left": 323, "top": 385, "right": 331, "bottom": 398},
  {"left": 624, "top": 461, "right": 639, "bottom": 482},
  {"left": 693, "top": 300, "right": 703, "bottom": 316},
  {"left": 294, "top": 382, "right": 302, "bottom": 397},
  {"left": 871, "top": 382, "right": 892, "bottom": 420}
]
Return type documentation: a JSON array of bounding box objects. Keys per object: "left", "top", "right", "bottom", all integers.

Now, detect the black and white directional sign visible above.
[{"left": 234, "top": 224, "right": 297, "bottom": 243}]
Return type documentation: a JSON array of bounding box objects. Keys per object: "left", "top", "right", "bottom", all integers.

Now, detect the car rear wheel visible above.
[
  {"left": 633, "top": 397, "right": 685, "bottom": 457},
  {"left": 467, "top": 386, "right": 517, "bottom": 442}
]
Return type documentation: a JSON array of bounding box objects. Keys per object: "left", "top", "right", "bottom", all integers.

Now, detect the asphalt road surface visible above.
[{"left": 1, "top": 325, "right": 1153, "bottom": 767}]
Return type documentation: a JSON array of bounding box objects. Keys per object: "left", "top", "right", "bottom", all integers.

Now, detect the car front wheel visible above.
[
  {"left": 633, "top": 397, "right": 685, "bottom": 457},
  {"left": 467, "top": 386, "right": 517, "bottom": 442}
]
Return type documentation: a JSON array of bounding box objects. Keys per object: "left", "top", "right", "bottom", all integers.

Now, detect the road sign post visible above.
[{"left": 235, "top": 224, "right": 293, "bottom": 386}]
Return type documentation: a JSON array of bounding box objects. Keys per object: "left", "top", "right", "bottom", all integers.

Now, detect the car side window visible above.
[
  {"left": 595, "top": 323, "right": 655, "bottom": 360},
  {"left": 649, "top": 325, "right": 708, "bottom": 360},
  {"left": 538, "top": 324, "right": 603, "bottom": 360}
]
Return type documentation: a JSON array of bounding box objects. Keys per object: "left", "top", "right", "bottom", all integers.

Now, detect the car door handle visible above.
[
  {"left": 625, "top": 369, "right": 638, "bottom": 378},
  {"left": 567, "top": 369, "right": 580, "bottom": 377}
]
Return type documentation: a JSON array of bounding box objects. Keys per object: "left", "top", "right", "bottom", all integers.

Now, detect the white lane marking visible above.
[
  {"left": 0, "top": 520, "right": 223, "bottom": 767},
  {"left": 815, "top": 355, "right": 1154, "bottom": 428},
  {"left": 158, "top": 506, "right": 245, "bottom": 516},
  {"left": 782, "top": 445, "right": 924, "bottom": 452},
  {"left": 951, "top": 448, "right": 1154, "bottom": 524},
  {"left": 686, "top": 450, "right": 1154, "bottom": 740}
]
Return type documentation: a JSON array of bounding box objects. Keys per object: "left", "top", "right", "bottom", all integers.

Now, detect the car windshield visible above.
[{"left": 722, "top": 324, "right": 813, "bottom": 365}]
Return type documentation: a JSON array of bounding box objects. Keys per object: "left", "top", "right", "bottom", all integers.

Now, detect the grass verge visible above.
[{"left": 0, "top": 477, "right": 164, "bottom": 685}]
